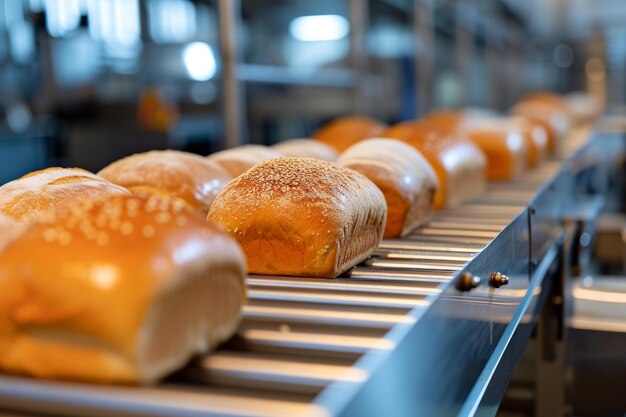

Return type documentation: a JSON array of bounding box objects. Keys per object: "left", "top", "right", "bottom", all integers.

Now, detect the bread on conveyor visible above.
[
  {"left": 383, "top": 120, "right": 486, "bottom": 209},
  {"left": 208, "top": 145, "right": 282, "bottom": 178},
  {"left": 427, "top": 110, "right": 547, "bottom": 173},
  {"left": 272, "top": 138, "right": 339, "bottom": 161},
  {"left": 312, "top": 115, "right": 387, "bottom": 152},
  {"left": 0, "top": 167, "right": 130, "bottom": 222},
  {"left": 338, "top": 138, "right": 437, "bottom": 238},
  {"left": 565, "top": 92, "right": 603, "bottom": 125},
  {"left": 506, "top": 116, "right": 548, "bottom": 168},
  {"left": 510, "top": 92, "right": 572, "bottom": 153},
  {"left": 0, "top": 194, "right": 246, "bottom": 384},
  {"left": 0, "top": 214, "right": 21, "bottom": 252},
  {"left": 456, "top": 118, "right": 529, "bottom": 181},
  {"left": 99, "top": 150, "right": 231, "bottom": 214},
  {"left": 207, "top": 157, "right": 387, "bottom": 278}
]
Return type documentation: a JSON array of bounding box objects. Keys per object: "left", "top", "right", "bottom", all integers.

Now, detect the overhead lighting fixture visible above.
[
  {"left": 289, "top": 15, "right": 349, "bottom": 42},
  {"left": 182, "top": 42, "right": 217, "bottom": 81}
]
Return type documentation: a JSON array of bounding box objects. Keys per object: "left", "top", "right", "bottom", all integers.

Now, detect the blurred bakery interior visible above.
[{"left": 1, "top": 0, "right": 626, "bottom": 416}]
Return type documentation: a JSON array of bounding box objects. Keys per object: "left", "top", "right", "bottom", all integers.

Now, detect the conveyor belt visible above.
[{"left": 0, "top": 129, "right": 595, "bottom": 417}]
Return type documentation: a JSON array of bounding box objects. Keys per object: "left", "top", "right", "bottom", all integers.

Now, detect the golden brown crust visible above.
[
  {"left": 0, "top": 194, "right": 246, "bottom": 384},
  {"left": 458, "top": 119, "right": 528, "bottom": 181},
  {"left": 338, "top": 139, "right": 438, "bottom": 238},
  {"left": 383, "top": 121, "right": 486, "bottom": 209},
  {"left": 272, "top": 139, "right": 339, "bottom": 161},
  {"left": 0, "top": 214, "right": 21, "bottom": 253},
  {"left": 510, "top": 95, "right": 572, "bottom": 153},
  {"left": 99, "top": 150, "right": 231, "bottom": 214},
  {"left": 312, "top": 115, "right": 387, "bottom": 152},
  {"left": 208, "top": 145, "right": 282, "bottom": 178},
  {"left": 0, "top": 168, "right": 130, "bottom": 223},
  {"left": 207, "top": 157, "right": 387, "bottom": 278}
]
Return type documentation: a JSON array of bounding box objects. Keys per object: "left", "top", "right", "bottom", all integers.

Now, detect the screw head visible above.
[
  {"left": 489, "top": 272, "right": 509, "bottom": 288},
  {"left": 457, "top": 272, "right": 481, "bottom": 292}
]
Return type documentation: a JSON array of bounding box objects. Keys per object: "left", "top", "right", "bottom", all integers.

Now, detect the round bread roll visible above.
[
  {"left": 272, "top": 138, "right": 339, "bottom": 161},
  {"left": 208, "top": 157, "right": 387, "bottom": 278},
  {"left": 383, "top": 121, "right": 486, "bottom": 209},
  {"left": 99, "top": 150, "right": 231, "bottom": 214},
  {"left": 338, "top": 138, "right": 438, "bottom": 238},
  {"left": 208, "top": 145, "right": 282, "bottom": 178},
  {"left": 0, "top": 167, "right": 130, "bottom": 222},
  {"left": 0, "top": 194, "right": 246, "bottom": 384},
  {"left": 312, "top": 115, "right": 387, "bottom": 152}
]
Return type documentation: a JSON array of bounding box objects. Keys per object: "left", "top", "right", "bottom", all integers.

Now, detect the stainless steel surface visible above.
[{"left": 0, "top": 129, "right": 611, "bottom": 417}]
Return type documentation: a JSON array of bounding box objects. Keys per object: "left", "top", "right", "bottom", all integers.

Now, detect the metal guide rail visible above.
[{"left": 0, "top": 129, "right": 597, "bottom": 417}]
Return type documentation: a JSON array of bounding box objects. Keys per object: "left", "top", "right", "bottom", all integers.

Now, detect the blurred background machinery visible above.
[{"left": 0, "top": 0, "right": 618, "bottom": 182}]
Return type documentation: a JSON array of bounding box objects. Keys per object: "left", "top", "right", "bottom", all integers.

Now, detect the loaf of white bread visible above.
[
  {"left": 338, "top": 138, "right": 437, "bottom": 238},
  {"left": 208, "top": 157, "right": 387, "bottom": 278},
  {"left": 99, "top": 150, "right": 231, "bottom": 214},
  {"left": 0, "top": 167, "right": 130, "bottom": 222},
  {"left": 273, "top": 139, "right": 339, "bottom": 161},
  {"left": 208, "top": 145, "right": 282, "bottom": 178},
  {"left": 0, "top": 194, "right": 246, "bottom": 384}
]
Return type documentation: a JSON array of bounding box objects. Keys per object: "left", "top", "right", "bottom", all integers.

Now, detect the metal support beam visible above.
[
  {"left": 218, "top": 0, "right": 246, "bottom": 148},
  {"left": 349, "top": 0, "right": 368, "bottom": 114},
  {"left": 456, "top": 2, "right": 475, "bottom": 107},
  {"left": 415, "top": 0, "right": 434, "bottom": 117}
]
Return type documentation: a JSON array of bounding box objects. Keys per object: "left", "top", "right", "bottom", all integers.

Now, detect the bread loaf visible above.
[
  {"left": 208, "top": 145, "right": 282, "bottom": 178},
  {"left": 338, "top": 138, "right": 437, "bottom": 238},
  {"left": 208, "top": 157, "right": 387, "bottom": 278},
  {"left": 511, "top": 93, "right": 572, "bottom": 153},
  {"left": 99, "top": 150, "right": 231, "bottom": 214},
  {"left": 273, "top": 139, "right": 339, "bottom": 161},
  {"left": 312, "top": 115, "right": 387, "bottom": 152},
  {"left": 0, "top": 194, "right": 246, "bottom": 384},
  {"left": 457, "top": 118, "right": 528, "bottom": 181},
  {"left": 383, "top": 121, "right": 486, "bottom": 209},
  {"left": 0, "top": 214, "right": 21, "bottom": 252},
  {"left": 0, "top": 168, "right": 130, "bottom": 222}
]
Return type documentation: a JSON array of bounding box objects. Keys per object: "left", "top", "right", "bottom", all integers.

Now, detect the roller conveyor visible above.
[{"left": 0, "top": 127, "right": 622, "bottom": 417}]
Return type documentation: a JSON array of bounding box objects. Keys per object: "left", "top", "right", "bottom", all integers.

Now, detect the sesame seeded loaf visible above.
[
  {"left": 99, "top": 150, "right": 232, "bottom": 214},
  {"left": 207, "top": 157, "right": 387, "bottom": 278},
  {"left": 0, "top": 167, "right": 130, "bottom": 223}
]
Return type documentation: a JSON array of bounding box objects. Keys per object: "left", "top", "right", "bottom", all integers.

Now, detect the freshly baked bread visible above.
[
  {"left": 273, "top": 138, "right": 339, "bottom": 161},
  {"left": 0, "top": 168, "right": 130, "bottom": 223},
  {"left": 457, "top": 118, "right": 528, "bottom": 181},
  {"left": 0, "top": 214, "right": 21, "bottom": 252},
  {"left": 208, "top": 157, "right": 387, "bottom": 278},
  {"left": 208, "top": 145, "right": 282, "bottom": 178},
  {"left": 383, "top": 121, "right": 486, "bottom": 209},
  {"left": 338, "top": 139, "right": 437, "bottom": 238},
  {"left": 565, "top": 92, "right": 603, "bottom": 125},
  {"left": 510, "top": 94, "right": 572, "bottom": 153},
  {"left": 312, "top": 115, "right": 387, "bottom": 152},
  {"left": 0, "top": 194, "right": 246, "bottom": 384},
  {"left": 99, "top": 150, "right": 231, "bottom": 214},
  {"left": 507, "top": 116, "right": 548, "bottom": 167},
  {"left": 428, "top": 110, "right": 545, "bottom": 171}
]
